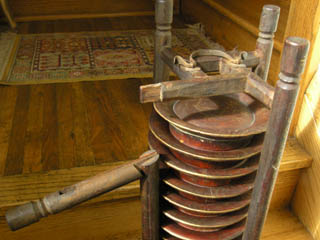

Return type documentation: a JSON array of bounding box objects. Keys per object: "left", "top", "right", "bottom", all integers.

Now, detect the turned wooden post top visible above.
[
  {"left": 280, "top": 37, "right": 310, "bottom": 82},
  {"left": 259, "top": 5, "right": 280, "bottom": 34}
]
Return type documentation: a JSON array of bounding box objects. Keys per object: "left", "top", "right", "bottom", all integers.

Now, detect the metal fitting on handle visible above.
[{"left": 6, "top": 200, "right": 48, "bottom": 231}]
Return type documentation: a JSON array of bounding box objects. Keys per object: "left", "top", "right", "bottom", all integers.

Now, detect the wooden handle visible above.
[{"left": 6, "top": 151, "right": 159, "bottom": 231}]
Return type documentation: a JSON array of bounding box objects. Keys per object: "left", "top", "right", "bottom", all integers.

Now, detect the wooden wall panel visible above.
[
  {"left": 181, "top": 0, "right": 282, "bottom": 85},
  {"left": 10, "top": 0, "right": 180, "bottom": 21},
  {"left": 199, "top": 0, "right": 289, "bottom": 42},
  {"left": 10, "top": 0, "right": 154, "bottom": 17},
  {"left": 283, "top": 0, "right": 320, "bottom": 134},
  {"left": 270, "top": 170, "right": 302, "bottom": 210},
  {"left": 292, "top": 70, "right": 320, "bottom": 240}
]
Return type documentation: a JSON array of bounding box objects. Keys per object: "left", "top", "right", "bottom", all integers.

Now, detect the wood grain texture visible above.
[
  {"left": 4, "top": 86, "right": 30, "bottom": 176},
  {"left": 23, "top": 86, "right": 45, "bottom": 174},
  {"left": 0, "top": 87, "right": 17, "bottom": 176},
  {"left": 15, "top": 16, "right": 186, "bottom": 34},
  {"left": 0, "top": 202, "right": 312, "bottom": 239},
  {"left": 0, "top": 17, "right": 183, "bottom": 177},
  {"left": 292, "top": 71, "right": 320, "bottom": 239},
  {"left": 0, "top": 139, "right": 310, "bottom": 210},
  {"left": 284, "top": 0, "right": 320, "bottom": 134},
  {"left": 11, "top": 0, "right": 180, "bottom": 22},
  {"left": 199, "top": 0, "right": 288, "bottom": 49},
  {"left": 269, "top": 170, "right": 302, "bottom": 210},
  {"left": 0, "top": 198, "right": 142, "bottom": 240},
  {"left": 10, "top": 0, "right": 154, "bottom": 18},
  {"left": 261, "top": 209, "right": 313, "bottom": 240},
  {"left": 181, "top": 0, "right": 282, "bottom": 86},
  {"left": 0, "top": 79, "right": 154, "bottom": 177},
  {"left": 15, "top": 12, "right": 155, "bottom": 22},
  {"left": 280, "top": 138, "right": 313, "bottom": 172}
]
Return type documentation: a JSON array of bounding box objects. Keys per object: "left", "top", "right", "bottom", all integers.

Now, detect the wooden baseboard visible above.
[{"left": 14, "top": 11, "right": 156, "bottom": 22}]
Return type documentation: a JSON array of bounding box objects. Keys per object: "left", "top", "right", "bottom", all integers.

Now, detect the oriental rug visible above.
[{"left": 0, "top": 29, "right": 221, "bottom": 85}]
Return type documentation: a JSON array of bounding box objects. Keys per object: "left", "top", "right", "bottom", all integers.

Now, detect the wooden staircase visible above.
[{"left": 0, "top": 78, "right": 314, "bottom": 239}]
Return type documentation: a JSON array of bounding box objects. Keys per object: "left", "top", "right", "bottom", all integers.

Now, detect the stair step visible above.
[
  {"left": 0, "top": 138, "right": 312, "bottom": 209},
  {"left": 0, "top": 137, "right": 312, "bottom": 239},
  {"left": 280, "top": 137, "right": 312, "bottom": 172},
  {"left": 262, "top": 209, "right": 313, "bottom": 240},
  {"left": 0, "top": 201, "right": 312, "bottom": 239}
]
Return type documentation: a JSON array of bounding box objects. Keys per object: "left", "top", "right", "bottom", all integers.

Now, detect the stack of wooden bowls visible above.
[{"left": 148, "top": 93, "right": 270, "bottom": 239}]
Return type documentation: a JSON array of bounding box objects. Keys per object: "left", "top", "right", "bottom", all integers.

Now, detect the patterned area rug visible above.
[{"left": 0, "top": 29, "right": 220, "bottom": 85}]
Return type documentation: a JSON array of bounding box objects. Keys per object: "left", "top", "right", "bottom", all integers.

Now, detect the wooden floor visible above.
[
  {"left": 0, "top": 16, "right": 186, "bottom": 177},
  {"left": 0, "top": 78, "right": 155, "bottom": 176}
]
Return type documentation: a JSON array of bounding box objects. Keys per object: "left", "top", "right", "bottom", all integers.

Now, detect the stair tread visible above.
[
  {"left": 262, "top": 209, "right": 313, "bottom": 240},
  {"left": 0, "top": 137, "right": 312, "bottom": 208},
  {"left": 0, "top": 201, "right": 312, "bottom": 239},
  {"left": 280, "top": 137, "right": 312, "bottom": 172}
]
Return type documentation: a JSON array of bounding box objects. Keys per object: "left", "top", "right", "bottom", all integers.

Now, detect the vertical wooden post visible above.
[
  {"left": 154, "top": 0, "right": 173, "bottom": 83},
  {"left": 140, "top": 151, "right": 160, "bottom": 240},
  {"left": 0, "top": 0, "right": 16, "bottom": 29},
  {"left": 243, "top": 37, "right": 310, "bottom": 240},
  {"left": 255, "top": 5, "right": 280, "bottom": 82}
]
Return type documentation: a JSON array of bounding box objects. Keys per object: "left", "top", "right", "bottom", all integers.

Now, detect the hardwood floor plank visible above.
[
  {"left": 103, "top": 79, "right": 151, "bottom": 159},
  {"left": 0, "top": 86, "right": 17, "bottom": 176},
  {"left": 84, "top": 81, "right": 128, "bottom": 164},
  {"left": 41, "top": 85, "right": 59, "bottom": 171},
  {"left": 71, "top": 83, "right": 95, "bottom": 167},
  {"left": 56, "top": 84, "right": 76, "bottom": 169},
  {"left": 23, "top": 85, "right": 45, "bottom": 174},
  {"left": 5, "top": 86, "right": 30, "bottom": 176},
  {"left": 82, "top": 82, "right": 111, "bottom": 163}
]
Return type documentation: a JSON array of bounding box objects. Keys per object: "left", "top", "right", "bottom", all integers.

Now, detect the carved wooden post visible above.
[
  {"left": 140, "top": 151, "right": 160, "bottom": 240},
  {"left": 255, "top": 5, "right": 280, "bottom": 82},
  {"left": 243, "top": 37, "right": 310, "bottom": 240},
  {"left": 154, "top": 0, "right": 173, "bottom": 83}
]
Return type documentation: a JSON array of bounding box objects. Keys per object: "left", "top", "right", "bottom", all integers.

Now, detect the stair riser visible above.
[{"left": 0, "top": 169, "right": 301, "bottom": 240}]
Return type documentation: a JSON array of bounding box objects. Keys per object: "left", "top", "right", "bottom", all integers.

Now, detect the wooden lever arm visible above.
[
  {"left": 245, "top": 72, "right": 275, "bottom": 108},
  {"left": 140, "top": 73, "right": 248, "bottom": 103}
]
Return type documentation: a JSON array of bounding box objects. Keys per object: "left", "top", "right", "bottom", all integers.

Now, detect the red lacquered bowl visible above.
[
  {"left": 169, "top": 124, "right": 253, "bottom": 152},
  {"left": 170, "top": 149, "right": 246, "bottom": 170}
]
